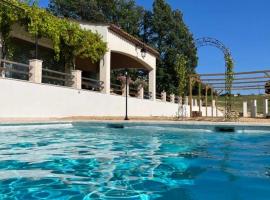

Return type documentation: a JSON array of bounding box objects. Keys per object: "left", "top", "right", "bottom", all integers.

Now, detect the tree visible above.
[
  {"left": 150, "top": 0, "right": 197, "bottom": 94},
  {"left": 175, "top": 54, "right": 188, "bottom": 98},
  {"left": 48, "top": 0, "right": 144, "bottom": 37}
]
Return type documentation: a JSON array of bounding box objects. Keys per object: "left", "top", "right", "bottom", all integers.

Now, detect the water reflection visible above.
[{"left": 0, "top": 123, "right": 269, "bottom": 199}]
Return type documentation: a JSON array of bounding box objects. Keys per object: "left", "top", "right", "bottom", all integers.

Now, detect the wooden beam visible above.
[
  {"left": 206, "top": 80, "right": 269, "bottom": 85},
  {"left": 264, "top": 72, "right": 270, "bottom": 78},
  {"left": 201, "top": 76, "right": 270, "bottom": 81},
  {"left": 213, "top": 84, "right": 269, "bottom": 89},
  {"left": 213, "top": 87, "right": 267, "bottom": 90},
  {"left": 191, "top": 70, "right": 270, "bottom": 77}
]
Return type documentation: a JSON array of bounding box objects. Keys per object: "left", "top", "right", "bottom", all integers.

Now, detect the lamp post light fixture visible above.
[
  {"left": 124, "top": 69, "right": 129, "bottom": 121},
  {"left": 141, "top": 46, "right": 147, "bottom": 59}
]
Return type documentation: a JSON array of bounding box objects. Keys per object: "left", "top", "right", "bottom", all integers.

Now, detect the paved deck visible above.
[{"left": 0, "top": 116, "right": 269, "bottom": 126}]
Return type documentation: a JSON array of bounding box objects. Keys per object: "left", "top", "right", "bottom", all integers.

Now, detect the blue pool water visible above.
[{"left": 0, "top": 123, "right": 270, "bottom": 200}]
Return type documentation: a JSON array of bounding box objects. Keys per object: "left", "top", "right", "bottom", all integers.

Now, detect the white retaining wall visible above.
[{"left": 0, "top": 78, "right": 223, "bottom": 119}]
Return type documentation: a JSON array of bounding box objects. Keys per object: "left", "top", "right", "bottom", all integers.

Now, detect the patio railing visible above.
[
  {"left": 144, "top": 91, "right": 152, "bottom": 100},
  {"left": 156, "top": 93, "right": 162, "bottom": 100},
  {"left": 0, "top": 59, "right": 30, "bottom": 81},
  {"left": 42, "top": 68, "right": 74, "bottom": 86},
  {"left": 129, "top": 85, "right": 138, "bottom": 97},
  {"left": 82, "top": 77, "right": 104, "bottom": 91},
  {"left": 111, "top": 83, "right": 122, "bottom": 95},
  {"left": 175, "top": 96, "right": 180, "bottom": 104},
  {"left": 0, "top": 58, "right": 183, "bottom": 103}
]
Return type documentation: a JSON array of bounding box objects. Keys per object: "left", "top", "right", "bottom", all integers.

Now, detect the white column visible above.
[
  {"left": 138, "top": 86, "right": 144, "bottom": 99},
  {"left": 179, "top": 96, "right": 183, "bottom": 105},
  {"left": 71, "top": 70, "right": 81, "bottom": 89},
  {"left": 122, "top": 82, "right": 129, "bottom": 97},
  {"left": 212, "top": 100, "right": 216, "bottom": 117},
  {"left": 243, "top": 101, "right": 248, "bottom": 118},
  {"left": 149, "top": 69, "right": 156, "bottom": 101},
  {"left": 194, "top": 99, "right": 198, "bottom": 107},
  {"left": 29, "top": 59, "right": 43, "bottom": 83},
  {"left": 99, "top": 51, "right": 111, "bottom": 94},
  {"left": 185, "top": 96, "right": 189, "bottom": 105},
  {"left": 263, "top": 99, "right": 268, "bottom": 117},
  {"left": 170, "top": 94, "right": 175, "bottom": 103},
  {"left": 251, "top": 100, "right": 257, "bottom": 118},
  {"left": 161, "top": 91, "right": 166, "bottom": 102}
]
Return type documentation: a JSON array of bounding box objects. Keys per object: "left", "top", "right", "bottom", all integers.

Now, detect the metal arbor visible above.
[{"left": 195, "top": 37, "right": 234, "bottom": 120}]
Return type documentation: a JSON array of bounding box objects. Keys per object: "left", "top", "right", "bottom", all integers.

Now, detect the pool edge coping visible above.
[{"left": 0, "top": 119, "right": 270, "bottom": 128}]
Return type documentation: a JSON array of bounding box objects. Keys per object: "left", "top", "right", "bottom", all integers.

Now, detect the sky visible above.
[{"left": 39, "top": 0, "right": 270, "bottom": 75}]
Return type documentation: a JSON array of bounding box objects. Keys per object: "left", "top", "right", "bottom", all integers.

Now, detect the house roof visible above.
[
  {"left": 71, "top": 19, "right": 159, "bottom": 58},
  {"left": 108, "top": 24, "right": 159, "bottom": 57}
]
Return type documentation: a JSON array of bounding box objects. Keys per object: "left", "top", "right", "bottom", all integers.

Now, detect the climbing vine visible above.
[
  {"left": 175, "top": 54, "right": 188, "bottom": 98},
  {"left": 0, "top": 0, "right": 107, "bottom": 64},
  {"left": 225, "top": 55, "right": 234, "bottom": 91},
  {"left": 225, "top": 54, "right": 234, "bottom": 120}
]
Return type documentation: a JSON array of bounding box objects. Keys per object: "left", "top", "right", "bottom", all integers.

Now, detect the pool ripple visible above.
[{"left": 0, "top": 123, "right": 270, "bottom": 199}]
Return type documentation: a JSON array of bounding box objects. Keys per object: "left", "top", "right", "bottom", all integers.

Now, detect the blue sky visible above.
[{"left": 39, "top": 0, "right": 270, "bottom": 75}]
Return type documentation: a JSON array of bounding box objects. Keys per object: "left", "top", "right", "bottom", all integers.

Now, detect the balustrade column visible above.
[
  {"left": 243, "top": 101, "right": 248, "bottom": 117},
  {"left": 251, "top": 99, "right": 257, "bottom": 118},
  {"left": 161, "top": 91, "right": 166, "bottom": 102},
  {"left": 137, "top": 86, "right": 144, "bottom": 99},
  {"left": 170, "top": 94, "right": 175, "bottom": 103},
  {"left": 263, "top": 99, "right": 268, "bottom": 117},
  {"left": 179, "top": 96, "right": 183, "bottom": 105},
  {"left": 185, "top": 96, "right": 189, "bottom": 106},
  {"left": 212, "top": 100, "right": 216, "bottom": 117},
  {"left": 122, "top": 82, "right": 129, "bottom": 97},
  {"left": 29, "top": 59, "right": 43, "bottom": 83},
  {"left": 194, "top": 99, "right": 198, "bottom": 107},
  {"left": 71, "top": 70, "right": 82, "bottom": 89}
]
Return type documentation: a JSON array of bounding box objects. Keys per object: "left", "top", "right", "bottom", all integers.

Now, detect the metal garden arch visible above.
[{"left": 195, "top": 37, "right": 234, "bottom": 120}]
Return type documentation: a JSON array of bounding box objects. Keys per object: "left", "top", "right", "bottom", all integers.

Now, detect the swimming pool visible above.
[{"left": 0, "top": 122, "right": 269, "bottom": 200}]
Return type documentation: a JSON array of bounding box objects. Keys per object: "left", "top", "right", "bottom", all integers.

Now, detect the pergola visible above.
[{"left": 189, "top": 70, "right": 270, "bottom": 119}]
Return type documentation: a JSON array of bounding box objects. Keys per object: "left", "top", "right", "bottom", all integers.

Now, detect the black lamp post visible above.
[{"left": 124, "top": 69, "right": 129, "bottom": 120}]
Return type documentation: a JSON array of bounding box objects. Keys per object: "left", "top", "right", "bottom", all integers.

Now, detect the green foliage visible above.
[
  {"left": 148, "top": 0, "right": 197, "bottom": 93},
  {"left": 175, "top": 54, "right": 188, "bottom": 98},
  {"left": 48, "top": 0, "right": 144, "bottom": 37},
  {"left": 225, "top": 55, "right": 234, "bottom": 90},
  {"left": 224, "top": 54, "right": 234, "bottom": 120},
  {"left": 0, "top": 0, "right": 107, "bottom": 64}
]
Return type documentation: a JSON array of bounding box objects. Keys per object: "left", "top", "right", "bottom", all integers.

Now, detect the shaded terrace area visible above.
[{"left": 0, "top": 22, "right": 162, "bottom": 101}]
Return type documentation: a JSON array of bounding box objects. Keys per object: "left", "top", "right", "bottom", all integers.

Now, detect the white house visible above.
[{"left": 0, "top": 21, "right": 222, "bottom": 119}]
